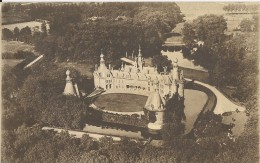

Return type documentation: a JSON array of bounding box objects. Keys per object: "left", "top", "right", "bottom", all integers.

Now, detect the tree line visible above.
[{"left": 223, "top": 3, "right": 258, "bottom": 13}]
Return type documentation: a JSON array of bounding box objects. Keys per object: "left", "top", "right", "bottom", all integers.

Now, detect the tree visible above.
[
  {"left": 192, "top": 14, "right": 227, "bottom": 47},
  {"left": 99, "top": 136, "right": 114, "bottom": 149},
  {"left": 2, "top": 3, "right": 12, "bottom": 12},
  {"left": 79, "top": 150, "right": 111, "bottom": 163},
  {"left": 18, "top": 62, "right": 82, "bottom": 123},
  {"left": 41, "top": 22, "right": 48, "bottom": 36},
  {"left": 41, "top": 95, "right": 87, "bottom": 129},
  {"left": 2, "top": 65, "right": 18, "bottom": 99},
  {"left": 19, "top": 26, "right": 32, "bottom": 43},
  {"left": 2, "top": 28, "right": 14, "bottom": 40},
  {"left": 13, "top": 27, "right": 20, "bottom": 41},
  {"left": 23, "top": 140, "right": 57, "bottom": 163},
  {"left": 240, "top": 19, "right": 254, "bottom": 32},
  {"left": 182, "top": 23, "right": 196, "bottom": 48},
  {"left": 1, "top": 130, "right": 16, "bottom": 163},
  {"left": 151, "top": 54, "right": 172, "bottom": 72},
  {"left": 182, "top": 14, "right": 227, "bottom": 48}
]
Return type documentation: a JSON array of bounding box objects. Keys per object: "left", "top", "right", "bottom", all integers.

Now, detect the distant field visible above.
[
  {"left": 2, "top": 40, "right": 35, "bottom": 54},
  {"left": 177, "top": 2, "right": 226, "bottom": 21},
  {"left": 2, "top": 59, "right": 25, "bottom": 68},
  {"left": 2, "top": 21, "right": 50, "bottom": 32},
  {"left": 225, "top": 14, "right": 254, "bottom": 31}
]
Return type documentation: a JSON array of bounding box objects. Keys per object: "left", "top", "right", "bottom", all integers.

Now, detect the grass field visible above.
[
  {"left": 2, "top": 59, "right": 25, "bottom": 68},
  {"left": 2, "top": 40, "right": 35, "bottom": 54},
  {"left": 2, "top": 21, "right": 50, "bottom": 32},
  {"left": 94, "top": 93, "right": 148, "bottom": 112}
]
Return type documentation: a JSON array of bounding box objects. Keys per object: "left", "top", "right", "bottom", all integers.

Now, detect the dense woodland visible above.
[
  {"left": 2, "top": 2, "right": 259, "bottom": 163},
  {"left": 182, "top": 14, "right": 258, "bottom": 103},
  {"left": 2, "top": 2, "right": 183, "bottom": 68}
]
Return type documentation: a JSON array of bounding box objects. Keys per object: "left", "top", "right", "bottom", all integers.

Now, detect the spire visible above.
[
  {"left": 98, "top": 49, "right": 107, "bottom": 72},
  {"left": 126, "top": 51, "right": 128, "bottom": 58},
  {"left": 100, "top": 49, "right": 104, "bottom": 63},
  {"left": 137, "top": 44, "right": 143, "bottom": 70},
  {"left": 121, "top": 62, "right": 124, "bottom": 71},
  {"left": 173, "top": 58, "right": 178, "bottom": 67},
  {"left": 138, "top": 44, "right": 142, "bottom": 57},
  {"left": 172, "top": 58, "right": 179, "bottom": 80}
]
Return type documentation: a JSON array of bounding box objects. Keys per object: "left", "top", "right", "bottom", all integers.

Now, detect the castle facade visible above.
[{"left": 93, "top": 47, "right": 184, "bottom": 99}]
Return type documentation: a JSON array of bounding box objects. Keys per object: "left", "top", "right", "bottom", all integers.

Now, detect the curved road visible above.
[{"left": 185, "top": 78, "right": 245, "bottom": 114}]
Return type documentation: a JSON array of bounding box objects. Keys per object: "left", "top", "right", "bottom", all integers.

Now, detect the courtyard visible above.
[{"left": 94, "top": 93, "right": 148, "bottom": 112}]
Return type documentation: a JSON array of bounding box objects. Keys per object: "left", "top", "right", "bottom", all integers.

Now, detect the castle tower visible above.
[
  {"left": 144, "top": 78, "right": 166, "bottom": 131},
  {"left": 98, "top": 50, "right": 108, "bottom": 78},
  {"left": 171, "top": 79, "right": 178, "bottom": 97},
  {"left": 178, "top": 70, "right": 184, "bottom": 98},
  {"left": 134, "top": 57, "right": 138, "bottom": 73},
  {"left": 99, "top": 50, "right": 107, "bottom": 71},
  {"left": 63, "top": 70, "right": 76, "bottom": 96},
  {"left": 137, "top": 45, "right": 143, "bottom": 71},
  {"left": 121, "top": 62, "right": 125, "bottom": 71}
]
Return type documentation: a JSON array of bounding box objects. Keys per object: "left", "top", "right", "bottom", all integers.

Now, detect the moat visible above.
[{"left": 91, "top": 89, "right": 207, "bottom": 136}]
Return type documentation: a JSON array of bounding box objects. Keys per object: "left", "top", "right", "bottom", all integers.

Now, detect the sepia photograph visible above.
[{"left": 1, "top": 1, "right": 259, "bottom": 163}]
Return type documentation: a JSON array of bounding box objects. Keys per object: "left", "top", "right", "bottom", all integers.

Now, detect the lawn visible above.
[
  {"left": 2, "top": 59, "right": 25, "bottom": 68},
  {"left": 94, "top": 93, "right": 148, "bottom": 112},
  {"left": 2, "top": 21, "right": 50, "bottom": 32},
  {"left": 2, "top": 40, "right": 35, "bottom": 54}
]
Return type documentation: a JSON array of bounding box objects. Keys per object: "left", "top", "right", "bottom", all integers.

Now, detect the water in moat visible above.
[{"left": 83, "top": 89, "right": 208, "bottom": 140}]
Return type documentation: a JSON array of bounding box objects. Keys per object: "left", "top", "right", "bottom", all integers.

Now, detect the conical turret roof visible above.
[{"left": 144, "top": 91, "right": 165, "bottom": 112}]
